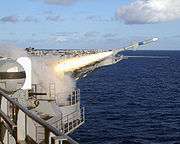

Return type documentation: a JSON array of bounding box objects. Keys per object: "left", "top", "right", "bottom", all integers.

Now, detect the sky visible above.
[{"left": 0, "top": 0, "right": 180, "bottom": 50}]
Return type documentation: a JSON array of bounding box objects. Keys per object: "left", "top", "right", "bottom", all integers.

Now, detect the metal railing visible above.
[
  {"left": 49, "top": 107, "right": 85, "bottom": 135},
  {"left": 29, "top": 85, "right": 80, "bottom": 107},
  {"left": 63, "top": 107, "right": 85, "bottom": 134},
  {"left": 58, "top": 89, "right": 80, "bottom": 106},
  {"left": 0, "top": 90, "right": 79, "bottom": 144}
]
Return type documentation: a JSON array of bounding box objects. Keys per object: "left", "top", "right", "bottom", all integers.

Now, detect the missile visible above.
[
  {"left": 138, "top": 37, "right": 159, "bottom": 46},
  {"left": 113, "top": 37, "right": 159, "bottom": 55}
]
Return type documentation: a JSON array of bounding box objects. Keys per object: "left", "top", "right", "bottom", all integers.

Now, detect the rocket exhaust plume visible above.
[{"left": 55, "top": 51, "right": 113, "bottom": 74}]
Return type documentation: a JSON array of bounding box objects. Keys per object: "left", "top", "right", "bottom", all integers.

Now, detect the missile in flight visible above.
[
  {"left": 54, "top": 37, "right": 159, "bottom": 79},
  {"left": 138, "top": 37, "right": 159, "bottom": 46},
  {"left": 113, "top": 37, "right": 159, "bottom": 55}
]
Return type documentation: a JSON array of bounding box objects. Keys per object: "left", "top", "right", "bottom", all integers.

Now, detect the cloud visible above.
[
  {"left": 0, "top": 15, "right": 39, "bottom": 23},
  {"left": 54, "top": 36, "right": 67, "bottom": 42},
  {"left": 84, "top": 31, "right": 98, "bottom": 38},
  {"left": 23, "top": 16, "right": 38, "bottom": 22},
  {"left": 39, "top": 0, "right": 77, "bottom": 5},
  {"left": 0, "top": 15, "right": 18, "bottom": 23},
  {"left": 49, "top": 33, "right": 69, "bottom": 43},
  {"left": 46, "top": 15, "right": 64, "bottom": 22},
  {"left": 117, "top": 0, "right": 180, "bottom": 24},
  {"left": 86, "top": 15, "right": 116, "bottom": 23},
  {"left": 103, "top": 33, "right": 117, "bottom": 38}
]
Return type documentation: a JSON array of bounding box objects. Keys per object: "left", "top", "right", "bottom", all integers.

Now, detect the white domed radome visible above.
[{"left": 0, "top": 58, "right": 26, "bottom": 93}]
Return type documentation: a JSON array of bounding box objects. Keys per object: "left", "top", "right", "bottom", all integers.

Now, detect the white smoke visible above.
[
  {"left": 117, "top": 0, "right": 180, "bottom": 24},
  {"left": 0, "top": 43, "right": 75, "bottom": 104},
  {"left": 0, "top": 43, "right": 26, "bottom": 58},
  {"left": 31, "top": 57, "right": 75, "bottom": 104}
]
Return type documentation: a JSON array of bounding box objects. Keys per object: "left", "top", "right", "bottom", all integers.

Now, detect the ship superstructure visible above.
[{"left": 0, "top": 38, "right": 158, "bottom": 144}]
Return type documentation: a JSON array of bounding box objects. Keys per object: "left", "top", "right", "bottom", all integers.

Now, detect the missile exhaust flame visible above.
[{"left": 55, "top": 51, "right": 113, "bottom": 74}]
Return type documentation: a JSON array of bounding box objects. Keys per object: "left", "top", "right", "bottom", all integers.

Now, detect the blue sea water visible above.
[{"left": 72, "top": 51, "right": 180, "bottom": 144}]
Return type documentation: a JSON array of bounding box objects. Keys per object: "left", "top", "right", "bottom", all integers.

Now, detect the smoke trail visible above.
[{"left": 55, "top": 51, "right": 113, "bottom": 73}]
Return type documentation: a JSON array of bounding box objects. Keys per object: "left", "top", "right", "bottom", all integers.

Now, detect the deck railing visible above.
[
  {"left": 58, "top": 89, "right": 80, "bottom": 106},
  {"left": 0, "top": 90, "right": 79, "bottom": 144},
  {"left": 48, "top": 107, "right": 85, "bottom": 135}
]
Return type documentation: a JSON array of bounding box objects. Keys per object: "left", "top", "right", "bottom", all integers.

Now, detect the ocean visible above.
[{"left": 71, "top": 51, "right": 180, "bottom": 144}]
